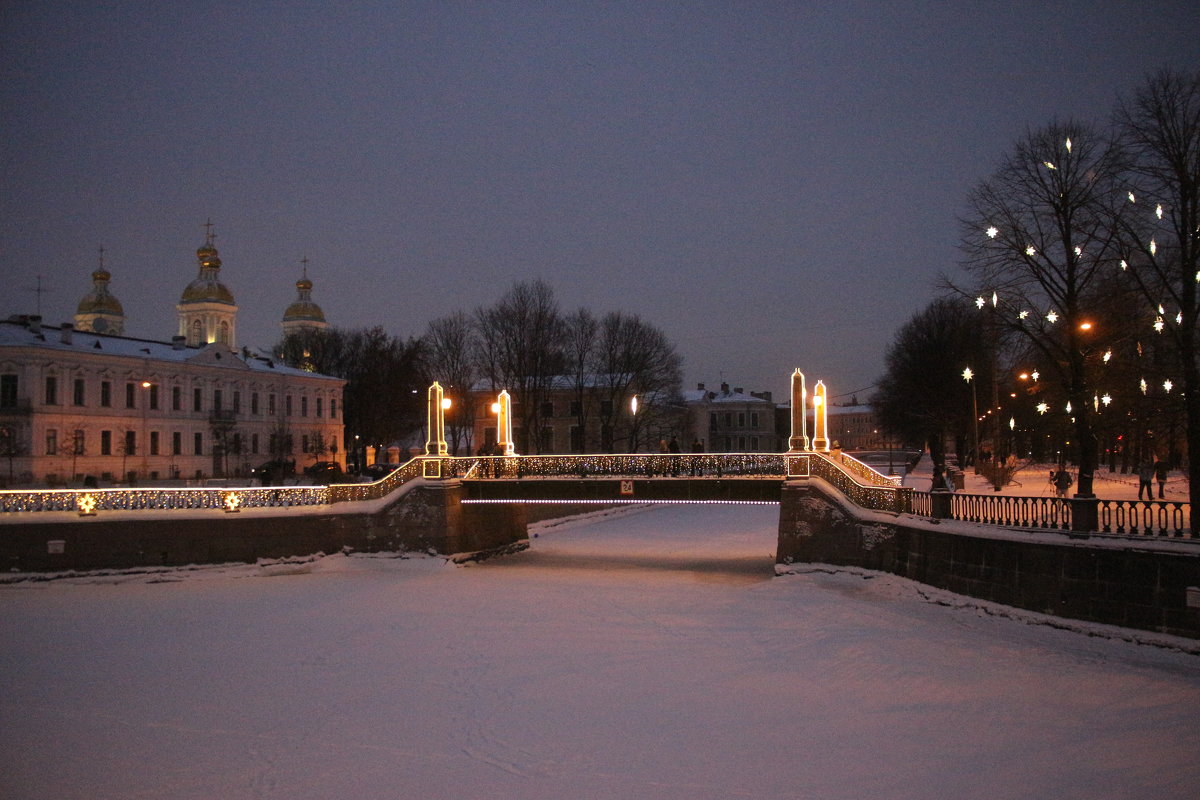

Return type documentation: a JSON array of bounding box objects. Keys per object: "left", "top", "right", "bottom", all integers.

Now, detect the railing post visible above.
[
  {"left": 930, "top": 488, "right": 953, "bottom": 520},
  {"left": 1069, "top": 495, "right": 1099, "bottom": 535}
]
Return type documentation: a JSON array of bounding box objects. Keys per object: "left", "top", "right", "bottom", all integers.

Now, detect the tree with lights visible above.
[
  {"left": 1113, "top": 68, "right": 1200, "bottom": 522},
  {"left": 958, "top": 121, "right": 1129, "bottom": 497}
]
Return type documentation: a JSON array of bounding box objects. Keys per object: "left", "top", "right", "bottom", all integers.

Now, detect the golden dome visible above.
[
  {"left": 76, "top": 268, "right": 124, "bottom": 316},
  {"left": 282, "top": 300, "right": 326, "bottom": 323},
  {"left": 180, "top": 238, "right": 236, "bottom": 306}
]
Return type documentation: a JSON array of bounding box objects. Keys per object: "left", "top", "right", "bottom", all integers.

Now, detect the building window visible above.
[
  {"left": 125, "top": 382, "right": 136, "bottom": 409},
  {"left": 738, "top": 412, "right": 746, "bottom": 428},
  {"left": 172, "top": 385, "right": 181, "bottom": 411},
  {"left": 194, "top": 432, "right": 203, "bottom": 455},
  {"left": 100, "top": 381, "right": 111, "bottom": 407},
  {"left": 193, "top": 387, "right": 202, "bottom": 412},
  {"left": 251, "top": 392, "right": 260, "bottom": 415},
  {"left": 540, "top": 401, "right": 554, "bottom": 418},
  {"left": 149, "top": 384, "right": 159, "bottom": 410},
  {"left": 45, "top": 376, "right": 58, "bottom": 405},
  {"left": 233, "top": 391, "right": 241, "bottom": 413},
  {"left": 214, "top": 389, "right": 222, "bottom": 411},
  {"left": 45, "top": 428, "right": 57, "bottom": 455},
  {"left": 751, "top": 412, "right": 759, "bottom": 428},
  {"left": 73, "top": 378, "right": 86, "bottom": 406},
  {"left": 301, "top": 396, "right": 308, "bottom": 417},
  {"left": 73, "top": 429, "right": 84, "bottom": 455},
  {"left": 124, "top": 430, "right": 136, "bottom": 456},
  {"left": 172, "top": 431, "right": 181, "bottom": 456},
  {"left": 331, "top": 398, "right": 337, "bottom": 418},
  {"left": 0, "top": 374, "right": 17, "bottom": 408},
  {"left": 268, "top": 393, "right": 276, "bottom": 415},
  {"left": 251, "top": 433, "right": 259, "bottom": 454},
  {"left": 286, "top": 395, "right": 293, "bottom": 416},
  {"left": 302, "top": 434, "right": 309, "bottom": 453},
  {"left": 150, "top": 431, "right": 160, "bottom": 456},
  {"left": 101, "top": 430, "right": 112, "bottom": 455},
  {"left": 569, "top": 400, "right": 583, "bottom": 416},
  {"left": 316, "top": 397, "right": 323, "bottom": 418}
]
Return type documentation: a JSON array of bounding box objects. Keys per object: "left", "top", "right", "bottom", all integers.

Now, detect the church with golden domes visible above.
[{"left": 0, "top": 226, "right": 343, "bottom": 487}]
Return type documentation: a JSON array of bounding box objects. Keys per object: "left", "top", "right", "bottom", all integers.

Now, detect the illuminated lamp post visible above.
[
  {"left": 140, "top": 380, "right": 152, "bottom": 479},
  {"left": 494, "top": 390, "right": 514, "bottom": 456},
  {"left": 425, "top": 382, "right": 448, "bottom": 456},
  {"left": 630, "top": 394, "right": 639, "bottom": 452},
  {"left": 788, "top": 369, "right": 809, "bottom": 452},
  {"left": 812, "top": 380, "right": 829, "bottom": 452},
  {"left": 963, "top": 367, "right": 978, "bottom": 469}
]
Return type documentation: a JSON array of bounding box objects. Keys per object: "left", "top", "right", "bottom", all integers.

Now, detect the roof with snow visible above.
[{"left": 0, "top": 316, "right": 341, "bottom": 382}]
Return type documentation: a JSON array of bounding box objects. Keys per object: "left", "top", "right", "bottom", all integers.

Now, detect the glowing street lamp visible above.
[
  {"left": 811, "top": 380, "right": 829, "bottom": 452},
  {"left": 963, "top": 367, "right": 979, "bottom": 465},
  {"left": 494, "top": 390, "right": 514, "bottom": 456}
]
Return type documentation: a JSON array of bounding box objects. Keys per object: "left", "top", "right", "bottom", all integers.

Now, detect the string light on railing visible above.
[
  {"left": 223, "top": 492, "right": 242, "bottom": 513},
  {"left": 77, "top": 493, "right": 97, "bottom": 516}
]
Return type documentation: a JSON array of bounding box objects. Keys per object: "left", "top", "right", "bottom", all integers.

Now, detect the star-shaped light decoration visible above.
[
  {"left": 1140, "top": 378, "right": 1148, "bottom": 395},
  {"left": 1046, "top": 310, "right": 1059, "bottom": 324},
  {"left": 1154, "top": 316, "right": 1165, "bottom": 333},
  {"left": 975, "top": 296, "right": 986, "bottom": 309},
  {"left": 962, "top": 367, "right": 974, "bottom": 383},
  {"left": 1102, "top": 394, "right": 1112, "bottom": 406},
  {"left": 1156, "top": 204, "right": 1164, "bottom": 219},
  {"left": 1120, "top": 259, "right": 1129, "bottom": 270},
  {"left": 986, "top": 226, "right": 999, "bottom": 239},
  {"left": 1037, "top": 402, "right": 1049, "bottom": 415},
  {"left": 1031, "top": 371, "right": 1039, "bottom": 381},
  {"left": 1018, "top": 310, "right": 1030, "bottom": 319},
  {"left": 1164, "top": 379, "right": 1174, "bottom": 393},
  {"left": 1025, "top": 245, "right": 1037, "bottom": 256}
]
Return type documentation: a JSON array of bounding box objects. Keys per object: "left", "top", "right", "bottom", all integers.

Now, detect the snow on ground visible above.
[
  {"left": 902, "top": 455, "right": 1190, "bottom": 501},
  {"left": 2, "top": 505, "right": 1198, "bottom": 800}
]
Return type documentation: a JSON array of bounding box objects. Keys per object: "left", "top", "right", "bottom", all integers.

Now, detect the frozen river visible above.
[{"left": 2, "top": 504, "right": 1198, "bottom": 799}]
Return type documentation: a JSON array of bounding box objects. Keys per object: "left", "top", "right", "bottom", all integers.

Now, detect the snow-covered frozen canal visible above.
[{"left": 3, "top": 505, "right": 1199, "bottom": 799}]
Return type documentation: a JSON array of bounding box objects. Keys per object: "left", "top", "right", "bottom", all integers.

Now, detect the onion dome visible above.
[
  {"left": 281, "top": 259, "right": 328, "bottom": 333},
  {"left": 75, "top": 256, "right": 126, "bottom": 335},
  {"left": 76, "top": 268, "right": 125, "bottom": 317},
  {"left": 179, "top": 237, "right": 236, "bottom": 306}
]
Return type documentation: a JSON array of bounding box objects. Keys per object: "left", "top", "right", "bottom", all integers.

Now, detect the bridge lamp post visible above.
[
  {"left": 963, "top": 367, "right": 979, "bottom": 468},
  {"left": 425, "top": 382, "right": 448, "bottom": 457},
  {"left": 630, "top": 395, "right": 639, "bottom": 452},
  {"left": 494, "top": 390, "right": 514, "bottom": 456}
]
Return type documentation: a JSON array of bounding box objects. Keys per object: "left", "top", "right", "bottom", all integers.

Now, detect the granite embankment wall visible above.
[
  {"left": 778, "top": 479, "right": 1200, "bottom": 638},
  {"left": 1, "top": 480, "right": 533, "bottom": 572}
]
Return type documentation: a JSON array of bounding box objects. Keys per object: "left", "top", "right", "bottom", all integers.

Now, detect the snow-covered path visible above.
[{"left": 2, "top": 505, "right": 1198, "bottom": 799}]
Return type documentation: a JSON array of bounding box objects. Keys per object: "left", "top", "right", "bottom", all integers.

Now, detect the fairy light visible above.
[
  {"left": 1018, "top": 310, "right": 1029, "bottom": 319},
  {"left": 1128, "top": 192, "right": 1137, "bottom": 203},
  {"left": 77, "top": 493, "right": 97, "bottom": 516},
  {"left": 1154, "top": 316, "right": 1165, "bottom": 333},
  {"left": 1025, "top": 245, "right": 1037, "bottom": 256},
  {"left": 223, "top": 492, "right": 242, "bottom": 513},
  {"left": 1156, "top": 204, "right": 1164, "bottom": 219},
  {"left": 1141, "top": 378, "right": 1148, "bottom": 395},
  {"left": 1065, "top": 401, "right": 1073, "bottom": 414},
  {"left": 991, "top": 292, "right": 998, "bottom": 307},
  {"left": 1176, "top": 311, "right": 1183, "bottom": 325},
  {"left": 1121, "top": 260, "right": 1129, "bottom": 271},
  {"left": 1103, "top": 349, "right": 1112, "bottom": 363},
  {"left": 1065, "top": 137, "right": 1072, "bottom": 152},
  {"left": 1149, "top": 239, "right": 1157, "bottom": 256},
  {"left": 1073, "top": 246, "right": 1082, "bottom": 257}
]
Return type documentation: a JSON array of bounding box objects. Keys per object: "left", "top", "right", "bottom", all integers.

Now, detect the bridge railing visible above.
[
  {"left": 804, "top": 453, "right": 913, "bottom": 513},
  {"left": 451, "top": 453, "right": 790, "bottom": 479},
  {"left": 0, "top": 485, "right": 330, "bottom": 515},
  {"left": 910, "top": 490, "right": 1193, "bottom": 539}
]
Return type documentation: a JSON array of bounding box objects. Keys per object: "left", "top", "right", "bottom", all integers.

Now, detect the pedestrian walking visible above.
[
  {"left": 1053, "top": 467, "right": 1073, "bottom": 498},
  {"left": 1154, "top": 458, "right": 1169, "bottom": 499},
  {"left": 1137, "top": 460, "right": 1154, "bottom": 500}
]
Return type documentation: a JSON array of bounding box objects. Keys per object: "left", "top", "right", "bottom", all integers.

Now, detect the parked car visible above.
[
  {"left": 250, "top": 459, "right": 294, "bottom": 485},
  {"left": 304, "top": 461, "right": 345, "bottom": 484}
]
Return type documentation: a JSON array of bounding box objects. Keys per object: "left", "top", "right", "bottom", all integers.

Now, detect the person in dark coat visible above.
[{"left": 1154, "top": 459, "right": 1169, "bottom": 499}]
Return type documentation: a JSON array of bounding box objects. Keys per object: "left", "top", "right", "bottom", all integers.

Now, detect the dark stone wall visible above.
[
  {"left": 1, "top": 480, "right": 529, "bottom": 573},
  {"left": 778, "top": 480, "right": 1200, "bottom": 639}
]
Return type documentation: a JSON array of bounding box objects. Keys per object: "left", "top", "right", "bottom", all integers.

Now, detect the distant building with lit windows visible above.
[
  {"left": 682, "top": 382, "right": 777, "bottom": 452},
  {"left": 0, "top": 231, "right": 344, "bottom": 486}
]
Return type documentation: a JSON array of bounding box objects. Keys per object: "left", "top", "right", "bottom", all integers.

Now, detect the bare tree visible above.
[
  {"left": 1114, "top": 68, "right": 1200, "bottom": 523},
  {"left": 563, "top": 307, "right": 598, "bottom": 452},
  {"left": 474, "top": 280, "right": 565, "bottom": 453},
  {"left": 873, "top": 298, "right": 988, "bottom": 470},
  {"left": 425, "top": 312, "right": 479, "bottom": 455},
  {"left": 590, "top": 312, "right": 683, "bottom": 452},
  {"left": 957, "top": 121, "right": 1128, "bottom": 496}
]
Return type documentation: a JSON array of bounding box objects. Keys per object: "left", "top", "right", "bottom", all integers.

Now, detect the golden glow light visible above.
[
  {"left": 77, "top": 493, "right": 97, "bottom": 516},
  {"left": 223, "top": 492, "right": 242, "bottom": 512},
  {"left": 1141, "top": 378, "right": 1148, "bottom": 395},
  {"left": 630, "top": 395, "right": 638, "bottom": 415},
  {"left": 442, "top": 397, "right": 452, "bottom": 410},
  {"left": 1154, "top": 316, "right": 1165, "bottom": 333},
  {"left": 141, "top": 380, "right": 151, "bottom": 388},
  {"left": 1079, "top": 321, "right": 1093, "bottom": 331},
  {"left": 491, "top": 402, "right": 501, "bottom": 414},
  {"left": 1043, "top": 161, "right": 1057, "bottom": 170}
]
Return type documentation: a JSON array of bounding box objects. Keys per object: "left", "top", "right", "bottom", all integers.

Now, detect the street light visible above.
[{"left": 963, "top": 367, "right": 979, "bottom": 468}]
